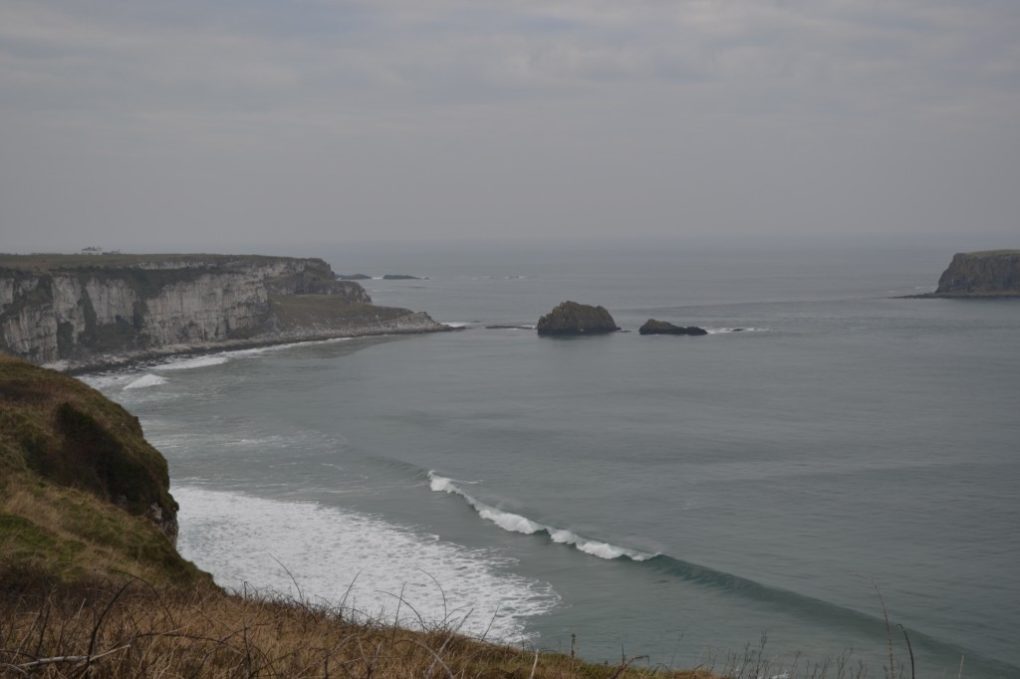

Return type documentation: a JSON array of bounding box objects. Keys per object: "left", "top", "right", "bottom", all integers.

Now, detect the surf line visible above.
[{"left": 427, "top": 471, "right": 658, "bottom": 562}]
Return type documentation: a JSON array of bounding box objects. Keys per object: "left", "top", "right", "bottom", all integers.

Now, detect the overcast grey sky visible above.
[{"left": 1, "top": 0, "right": 1018, "bottom": 252}]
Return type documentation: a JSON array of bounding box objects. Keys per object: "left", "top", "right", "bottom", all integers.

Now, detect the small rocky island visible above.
[
  {"left": 536, "top": 301, "right": 619, "bottom": 336},
  {"left": 639, "top": 319, "right": 708, "bottom": 336},
  {"left": 926, "top": 250, "right": 1020, "bottom": 297}
]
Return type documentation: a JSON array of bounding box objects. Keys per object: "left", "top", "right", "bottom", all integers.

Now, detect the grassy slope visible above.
[
  {"left": 0, "top": 354, "right": 715, "bottom": 678},
  {"left": 0, "top": 354, "right": 205, "bottom": 588},
  {"left": 268, "top": 295, "right": 424, "bottom": 330}
]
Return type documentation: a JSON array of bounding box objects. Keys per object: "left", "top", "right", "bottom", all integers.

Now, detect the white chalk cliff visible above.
[{"left": 0, "top": 254, "right": 444, "bottom": 369}]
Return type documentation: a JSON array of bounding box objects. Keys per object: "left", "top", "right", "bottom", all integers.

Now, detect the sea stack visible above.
[
  {"left": 932, "top": 250, "right": 1020, "bottom": 297},
  {"left": 536, "top": 301, "right": 619, "bottom": 336},
  {"left": 639, "top": 319, "right": 708, "bottom": 336}
]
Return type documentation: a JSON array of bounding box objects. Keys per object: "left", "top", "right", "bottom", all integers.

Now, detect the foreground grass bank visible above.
[{"left": 0, "top": 581, "right": 721, "bottom": 678}]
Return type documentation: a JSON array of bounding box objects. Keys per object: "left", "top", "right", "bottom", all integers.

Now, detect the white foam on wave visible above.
[
  {"left": 124, "top": 373, "right": 168, "bottom": 390},
  {"left": 174, "top": 486, "right": 557, "bottom": 642},
  {"left": 706, "top": 327, "right": 767, "bottom": 335},
  {"left": 79, "top": 373, "right": 136, "bottom": 390},
  {"left": 150, "top": 337, "right": 355, "bottom": 372},
  {"left": 442, "top": 321, "right": 471, "bottom": 329},
  {"left": 428, "top": 472, "right": 657, "bottom": 562},
  {"left": 225, "top": 337, "right": 354, "bottom": 359},
  {"left": 155, "top": 355, "right": 230, "bottom": 371}
]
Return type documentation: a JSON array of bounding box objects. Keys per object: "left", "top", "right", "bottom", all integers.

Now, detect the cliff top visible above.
[
  {"left": 0, "top": 252, "right": 328, "bottom": 272},
  {"left": 952, "top": 249, "right": 1020, "bottom": 258}
]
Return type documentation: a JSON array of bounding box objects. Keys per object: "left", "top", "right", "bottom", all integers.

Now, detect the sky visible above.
[{"left": 1, "top": 0, "right": 1018, "bottom": 253}]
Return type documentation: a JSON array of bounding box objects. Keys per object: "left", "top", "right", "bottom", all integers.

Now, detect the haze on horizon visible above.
[{"left": 1, "top": 0, "right": 1018, "bottom": 254}]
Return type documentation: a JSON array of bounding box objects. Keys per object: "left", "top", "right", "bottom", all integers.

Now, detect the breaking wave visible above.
[
  {"left": 155, "top": 355, "right": 230, "bottom": 371},
  {"left": 174, "top": 486, "right": 558, "bottom": 642},
  {"left": 428, "top": 472, "right": 657, "bottom": 562},
  {"left": 425, "top": 472, "right": 1012, "bottom": 674},
  {"left": 706, "top": 327, "right": 767, "bottom": 335},
  {"left": 124, "top": 373, "right": 168, "bottom": 390}
]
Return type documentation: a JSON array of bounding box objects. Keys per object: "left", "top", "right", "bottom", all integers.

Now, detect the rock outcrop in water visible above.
[
  {"left": 639, "top": 319, "right": 708, "bottom": 336},
  {"left": 0, "top": 254, "right": 447, "bottom": 370},
  {"left": 536, "top": 301, "right": 619, "bottom": 336},
  {"left": 931, "top": 250, "right": 1020, "bottom": 297}
]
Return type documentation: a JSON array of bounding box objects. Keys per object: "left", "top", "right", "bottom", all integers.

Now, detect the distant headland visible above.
[
  {"left": 0, "top": 253, "right": 448, "bottom": 371},
  {"left": 915, "top": 250, "right": 1020, "bottom": 298}
]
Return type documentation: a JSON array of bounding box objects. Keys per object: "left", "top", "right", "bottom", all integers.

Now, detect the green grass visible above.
[
  {"left": 268, "top": 295, "right": 420, "bottom": 330},
  {"left": 0, "top": 353, "right": 204, "bottom": 587}
]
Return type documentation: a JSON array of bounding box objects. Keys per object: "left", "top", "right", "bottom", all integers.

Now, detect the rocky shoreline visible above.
[{"left": 54, "top": 313, "right": 449, "bottom": 374}]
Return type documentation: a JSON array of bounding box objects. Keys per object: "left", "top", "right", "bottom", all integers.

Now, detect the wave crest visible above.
[
  {"left": 428, "top": 471, "right": 657, "bottom": 562},
  {"left": 124, "top": 373, "right": 168, "bottom": 390}
]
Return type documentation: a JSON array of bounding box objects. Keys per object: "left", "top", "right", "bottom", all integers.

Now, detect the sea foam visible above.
[
  {"left": 155, "top": 355, "right": 230, "bottom": 371},
  {"left": 428, "top": 472, "right": 657, "bottom": 562},
  {"left": 124, "top": 373, "right": 168, "bottom": 390},
  {"left": 174, "top": 486, "right": 557, "bottom": 642}
]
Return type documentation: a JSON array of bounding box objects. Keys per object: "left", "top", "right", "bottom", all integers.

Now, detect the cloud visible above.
[{"left": 1, "top": 0, "right": 1018, "bottom": 249}]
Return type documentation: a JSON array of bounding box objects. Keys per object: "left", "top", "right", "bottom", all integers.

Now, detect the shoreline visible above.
[{"left": 54, "top": 322, "right": 457, "bottom": 375}]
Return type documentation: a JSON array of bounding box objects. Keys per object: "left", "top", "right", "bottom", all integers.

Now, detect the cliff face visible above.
[
  {"left": 0, "top": 254, "right": 443, "bottom": 368},
  {"left": 934, "top": 250, "right": 1020, "bottom": 297}
]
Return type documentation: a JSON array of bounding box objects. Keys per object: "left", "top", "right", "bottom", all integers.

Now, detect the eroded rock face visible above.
[
  {"left": 934, "top": 251, "right": 1020, "bottom": 296},
  {"left": 0, "top": 255, "right": 443, "bottom": 369},
  {"left": 536, "top": 301, "right": 619, "bottom": 336},
  {"left": 639, "top": 319, "right": 708, "bottom": 336}
]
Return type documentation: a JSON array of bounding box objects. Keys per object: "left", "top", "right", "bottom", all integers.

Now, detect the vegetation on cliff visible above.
[
  {"left": 0, "top": 253, "right": 445, "bottom": 369},
  {"left": 0, "top": 354, "right": 206, "bottom": 587}
]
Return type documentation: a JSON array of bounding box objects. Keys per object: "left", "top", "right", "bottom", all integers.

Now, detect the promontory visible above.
[
  {"left": 925, "top": 250, "right": 1020, "bottom": 298},
  {"left": 0, "top": 253, "right": 447, "bottom": 370}
]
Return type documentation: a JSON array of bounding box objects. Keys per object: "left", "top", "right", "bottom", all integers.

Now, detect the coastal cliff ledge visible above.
[
  {"left": 0, "top": 253, "right": 447, "bottom": 370},
  {"left": 925, "top": 250, "right": 1020, "bottom": 298}
]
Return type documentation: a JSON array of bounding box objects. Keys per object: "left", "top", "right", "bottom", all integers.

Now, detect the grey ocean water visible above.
[{"left": 86, "top": 246, "right": 1020, "bottom": 677}]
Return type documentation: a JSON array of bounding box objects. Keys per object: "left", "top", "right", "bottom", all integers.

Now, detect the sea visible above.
[{"left": 82, "top": 243, "right": 1020, "bottom": 678}]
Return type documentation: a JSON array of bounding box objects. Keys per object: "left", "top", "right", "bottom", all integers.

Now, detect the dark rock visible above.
[
  {"left": 536, "top": 301, "right": 619, "bottom": 336},
  {"left": 931, "top": 250, "right": 1020, "bottom": 297},
  {"left": 639, "top": 319, "right": 708, "bottom": 336},
  {"left": 337, "top": 273, "right": 372, "bottom": 280},
  {"left": 382, "top": 274, "right": 421, "bottom": 280}
]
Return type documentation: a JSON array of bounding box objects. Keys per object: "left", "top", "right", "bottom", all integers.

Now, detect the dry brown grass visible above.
[{"left": 0, "top": 581, "right": 717, "bottom": 679}]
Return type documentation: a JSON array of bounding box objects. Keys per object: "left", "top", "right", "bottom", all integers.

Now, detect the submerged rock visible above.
[
  {"left": 382, "top": 274, "right": 422, "bottom": 280},
  {"left": 536, "top": 301, "right": 619, "bottom": 336},
  {"left": 639, "top": 319, "right": 708, "bottom": 336}
]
